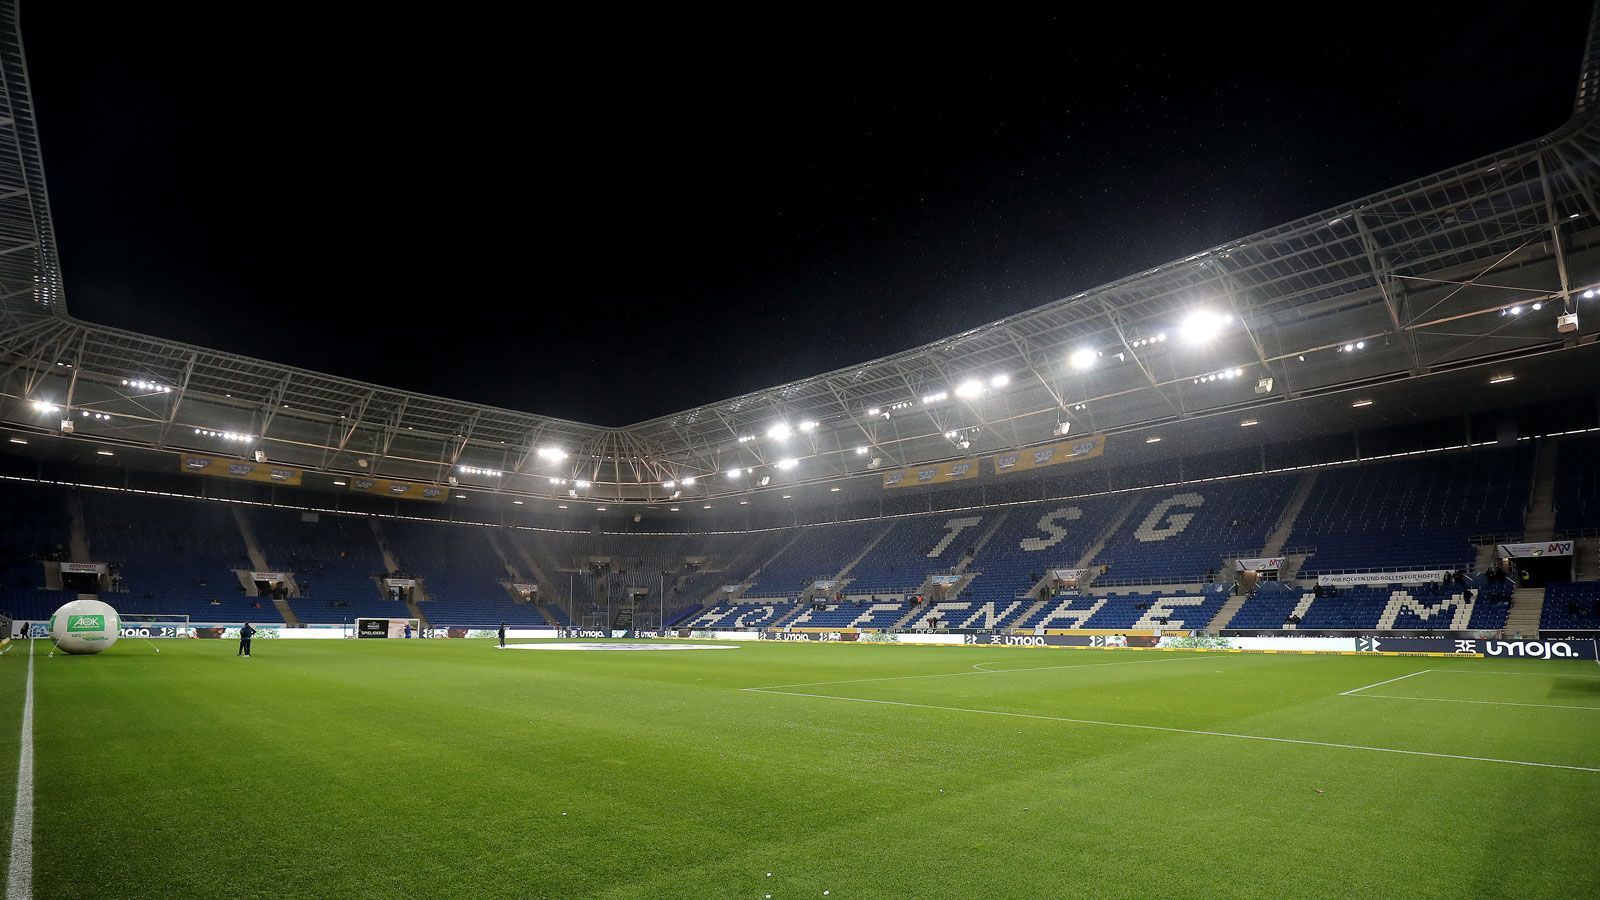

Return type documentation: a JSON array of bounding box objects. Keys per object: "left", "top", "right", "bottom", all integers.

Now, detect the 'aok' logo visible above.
[{"left": 67, "top": 614, "right": 105, "bottom": 632}]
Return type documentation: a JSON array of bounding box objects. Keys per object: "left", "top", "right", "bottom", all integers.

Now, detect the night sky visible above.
[{"left": 20, "top": 3, "right": 1591, "bottom": 426}]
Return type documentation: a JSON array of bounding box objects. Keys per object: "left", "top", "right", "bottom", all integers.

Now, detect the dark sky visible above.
[{"left": 20, "top": 2, "right": 1591, "bottom": 426}]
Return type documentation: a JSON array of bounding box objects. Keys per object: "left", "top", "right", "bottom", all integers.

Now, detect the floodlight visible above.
[
  {"left": 990, "top": 374, "right": 1010, "bottom": 388},
  {"left": 767, "top": 423, "right": 792, "bottom": 440},
  {"left": 798, "top": 420, "right": 818, "bottom": 432},
  {"left": 954, "top": 379, "right": 985, "bottom": 399},
  {"left": 680, "top": 476, "right": 696, "bottom": 486},
  {"left": 855, "top": 446, "right": 868, "bottom": 455},
  {"left": 574, "top": 480, "right": 591, "bottom": 488},
  {"left": 776, "top": 458, "right": 798, "bottom": 470},
  {"left": 536, "top": 446, "right": 567, "bottom": 461},
  {"left": 1179, "top": 309, "right": 1229, "bottom": 344},
  {"left": 726, "top": 468, "right": 743, "bottom": 478},
  {"left": 1069, "top": 348, "right": 1097, "bottom": 371},
  {"left": 662, "top": 480, "right": 676, "bottom": 489}
]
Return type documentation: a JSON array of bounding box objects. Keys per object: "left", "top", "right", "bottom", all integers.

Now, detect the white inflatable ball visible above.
[{"left": 49, "top": 598, "right": 121, "bottom": 655}]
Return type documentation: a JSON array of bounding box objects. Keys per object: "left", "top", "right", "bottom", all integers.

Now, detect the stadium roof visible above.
[{"left": 3, "top": 0, "right": 1600, "bottom": 507}]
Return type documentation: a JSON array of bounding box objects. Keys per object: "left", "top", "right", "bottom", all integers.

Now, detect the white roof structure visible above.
[{"left": 2, "top": 0, "right": 1599, "bottom": 506}]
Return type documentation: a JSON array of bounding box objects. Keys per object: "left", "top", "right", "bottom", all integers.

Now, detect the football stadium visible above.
[{"left": 5, "top": 4, "right": 1600, "bottom": 899}]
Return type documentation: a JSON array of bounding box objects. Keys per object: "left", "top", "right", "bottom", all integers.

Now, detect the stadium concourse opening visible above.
[{"left": 5, "top": 0, "right": 1600, "bottom": 896}]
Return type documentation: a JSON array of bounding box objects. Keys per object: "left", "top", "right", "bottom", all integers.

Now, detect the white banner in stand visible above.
[
  {"left": 1235, "top": 558, "right": 1284, "bottom": 571},
  {"left": 1496, "top": 541, "right": 1573, "bottom": 558},
  {"left": 1316, "top": 570, "right": 1447, "bottom": 586}
]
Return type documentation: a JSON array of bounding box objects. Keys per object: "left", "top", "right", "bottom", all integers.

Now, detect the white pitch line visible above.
[
  {"left": 744, "top": 687, "right": 1600, "bottom": 774},
  {"left": 1426, "top": 669, "right": 1600, "bottom": 679},
  {"left": 6, "top": 638, "right": 35, "bottom": 900},
  {"left": 1339, "top": 669, "right": 1432, "bottom": 696},
  {"left": 747, "top": 653, "right": 1208, "bottom": 691},
  {"left": 1350, "top": 693, "right": 1600, "bottom": 712}
]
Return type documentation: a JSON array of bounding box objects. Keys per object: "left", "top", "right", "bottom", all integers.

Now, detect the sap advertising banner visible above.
[
  {"left": 992, "top": 435, "right": 1105, "bottom": 475},
  {"left": 1317, "top": 570, "right": 1448, "bottom": 586},
  {"left": 882, "top": 458, "right": 982, "bottom": 489}
]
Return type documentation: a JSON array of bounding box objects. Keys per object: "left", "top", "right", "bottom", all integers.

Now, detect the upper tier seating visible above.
[
  {"left": 382, "top": 520, "right": 544, "bottom": 626},
  {"left": 1092, "top": 478, "right": 1297, "bottom": 585},
  {"left": 846, "top": 513, "right": 991, "bottom": 596},
  {"left": 786, "top": 600, "right": 911, "bottom": 629},
  {"left": 246, "top": 507, "right": 397, "bottom": 622},
  {"left": 1289, "top": 447, "right": 1533, "bottom": 575},
  {"left": 84, "top": 492, "right": 281, "bottom": 622},
  {"left": 1554, "top": 434, "right": 1600, "bottom": 534},
  {"left": 742, "top": 521, "right": 882, "bottom": 598},
  {"left": 962, "top": 495, "right": 1126, "bottom": 607}
]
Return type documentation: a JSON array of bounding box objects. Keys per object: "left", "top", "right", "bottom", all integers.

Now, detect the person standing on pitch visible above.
[
  {"left": 239, "top": 622, "right": 256, "bottom": 658},
  {"left": 498, "top": 622, "right": 507, "bottom": 649}
]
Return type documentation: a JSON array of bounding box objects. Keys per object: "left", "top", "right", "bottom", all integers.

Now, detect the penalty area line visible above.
[
  {"left": 1339, "top": 669, "right": 1431, "bottom": 696},
  {"left": 742, "top": 687, "right": 1600, "bottom": 774},
  {"left": 5, "top": 638, "right": 35, "bottom": 900}
]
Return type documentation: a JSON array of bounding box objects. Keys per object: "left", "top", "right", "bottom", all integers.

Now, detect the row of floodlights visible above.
[
  {"left": 194, "top": 429, "right": 254, "bottom": 442},
  {"left": 121, "top": 379, "right": 173, "bottom": 394}
]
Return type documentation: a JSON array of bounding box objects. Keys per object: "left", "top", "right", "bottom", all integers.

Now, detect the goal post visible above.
[
  {"left": 119, "top": 614, "right": 192, "bottom": 638},
  {"left": 354, "top": 617, "right": 420, "bottom": 639}
]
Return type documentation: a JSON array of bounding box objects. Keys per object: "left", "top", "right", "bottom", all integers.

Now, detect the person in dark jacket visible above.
[
  {"left": 497, "top": 623, "right": 507, "bottom": 649},
  {"left": 238, "top": 622, "right": 255, "bottom": 658}
]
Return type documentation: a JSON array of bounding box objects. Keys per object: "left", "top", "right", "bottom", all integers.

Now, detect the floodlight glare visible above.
[
  {"left": 1179, "top": 309, "right": 1230, "bottom": 344},
  {"left": 855, "top": 446, "right": 869, "bottom": 455},
  {"left": 990, "top": 374, "right": 1010, "bottom": 388},
  {"left": 680, "top": 476, "right": 696, "bottom": 486},
  {"left": 662, "top": 480, "right": 676, "bottom": 489},
  {"left": 574, "top": 480, "right": 591, "bottom": 488},
  {"left": 954, "top": 379, "right": 985, "bottom": 399},
  {"left": 767, "top": 423, "right": 792, "bottom": 440},
  {"left": 726, "top": 468, "right": 743, "bottom": 478},
  {"left": 798, "top": 420, "right": 818, "bottom": 432},
  {"left": 776, "top": 458, "right": 798, "bottom": 470},
  {"left": 1068, "top": 348, "right": 1097, "bottom": 371},
  {"left": 536, "top": 446, "right": 568, "bottom": 461}
]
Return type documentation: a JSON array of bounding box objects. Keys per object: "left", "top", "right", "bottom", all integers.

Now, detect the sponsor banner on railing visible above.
[
  {"left": 59, "top": 562, "right": 106, "bottom": 575},
  {"left": 1047, "top": 568, "right": 1087, "bottom": 582},
  {"left": 249, "top": 571, "right": 286, "bottom": 582},
  {"left": 509, "top": 583, "right": 539, "bottom": 594},
  {"left": 348, "top": 477, "right": 449, "bottom": 502},
  {"left": 383, "top": 577, "right": 418, "bottom": 589},
  {"left": 929, "top": 575, "right": 962, "bottom": 586},
  {"left": 193, "top": 625, "right": 282, "bottom": 640},
  {"left": 810, "top": 580, "right": 839, "bottom": 591},
  {"left": 992, "top": 435, "right": 1105, "bottom": 475},
  {"left": 1356, "top": 636, "right": 1599, "bottom": 659},
  {"left": 182, "top": 453, "right": 303, "bottom": 486},
  {"left": 760, "top": 630, "right": 860, "bottom": 642},
  {"left": 1316, "top": 570, "right": 1447, "bottom": 586},
  {"left": 1496, "top": 541, "right": 1573, "bottom": 558},
  {"left": 882, "top": 458, "right": 982, "bottom": 489},
  {"left": 1235, "top": 557, "right": 1284, "bottom": 571}
]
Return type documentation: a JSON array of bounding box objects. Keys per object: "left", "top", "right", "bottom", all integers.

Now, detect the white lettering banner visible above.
[
  {"left": 1048, "top": 568, "right": 1087, "bottom": 582},
  {"left": 249, "top": 571, "right": 287, "bottom": 582},
  {"left": 59, "top": 562, "right": 106, "bottom": 575},
  {"left": 1316, "top": 570, "right": 1447, "bottom": 586},
  {"left": 1496, "top": 541, "right": 1573, "bottom": 558},
  {"left": 1235, "top": 558, "right": 1284, "bottom": 571}
]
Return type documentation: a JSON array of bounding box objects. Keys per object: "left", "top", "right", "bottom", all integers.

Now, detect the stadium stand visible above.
[
  {"left": 82, "top": 491, "right": 280, "bottom": 622},
  {"left": 1553, "top": 433, "right": 1600, "bottom": 535},
  {"left": 786, "top": 600, "right": 911, "bottom": 629},
  {"left": 0, "top": 481, "right": 73, "bottom": 621},
  {"left": 845, "top": 513, "right": 986, "bottom": 596},
  {"left": 741, "top": 520, "right": 881, "bottom": 598},
  {"left": 382, "top": 519, "right": 546, "bottom": 626},
  {"left": 1092, "top": 477, "right": 1296, "bottom": 585},
  {"left": 682, "top": 600, "right": 797, "bottom": 629},
  {"left": 1541, "top": 581, "right": 1600, "bottom": 631},
  {"left": 1288, "top": 447, "right": 1533, "bottom": 575},
  {"left": 963, "top": 495, "right": 1126, "bottom": 606},
  {"left": 1019, "top": 585, "right": 1231, "bottom": 630},
  {"left": 246, "top": 507, "right": 398, "bottom": 622},
  {"left": 1228, "top": 579, "right": 1509, "bottom": 631}
]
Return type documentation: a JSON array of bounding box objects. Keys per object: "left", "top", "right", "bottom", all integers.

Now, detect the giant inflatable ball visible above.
[{"left": 48, "top": 598, "right": 121, "bottom": 655}]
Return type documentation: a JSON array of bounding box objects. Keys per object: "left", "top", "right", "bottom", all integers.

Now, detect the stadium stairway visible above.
[
  {"left": 1205, "top": 590, "right": 1249, "bottom": 631},
  {"left": 835, "top": 522, "right": 896, "bottom": 581},
  {"left": 1575, "top": 539, "right": 1600, "bottom": 581},
  {"left": 232, "top": 507, "right": 272, "bottom": 573},
  {"left": 503, "top": 532, "right": 564, "bottom": 608},
  {"left": 1522, "top": 440, "right": 1560, "bottom": 542},
  {"left": 370, "top": 519, "right": 429, "bottom": 601},
  {"left": 954, "top": 512, "right": 1011, "bottom": 574},
  {"left": 66, "top": 491, "right": 91, "bottom": 562},
  {"left": 1261, "top": 472, "right": 1318, "bottom": 561},
  {"left": 1076, "top": 495, "right": 1143, "bottom": 579},
  {"left": 1505, "top": 587, "right": 1544, "bottom": 637}
]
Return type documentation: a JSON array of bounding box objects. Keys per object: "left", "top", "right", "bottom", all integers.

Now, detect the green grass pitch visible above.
[{"left": 2, "top": 637, "right": 1598, "bottom": 899}]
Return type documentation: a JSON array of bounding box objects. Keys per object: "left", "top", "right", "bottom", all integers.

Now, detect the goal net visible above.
[
  {"left": 119, "top": 614, "right": 192, "bottom": 638},
  {"left": 354, "top": 617, "right": 421, "bottom": 639}
]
